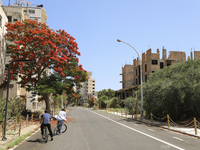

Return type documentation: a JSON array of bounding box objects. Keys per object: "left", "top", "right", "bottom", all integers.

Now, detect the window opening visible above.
[
  {"left": 152, "top": 60, "right": 158, "bottom": 65},
  {"left": 160, "top": 62, "right": 164, "bottom": 69}
]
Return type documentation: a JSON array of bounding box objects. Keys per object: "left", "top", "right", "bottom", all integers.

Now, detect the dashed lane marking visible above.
[{"left": 173, "top": 137, "right": 184, "bottom": 141}]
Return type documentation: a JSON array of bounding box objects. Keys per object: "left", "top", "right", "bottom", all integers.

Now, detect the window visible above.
[
  {"left": 160, "top": 62, "right": 164, "bottom": 69},
  {"left": 136, "top": 69, "right": 137, "bottom": 76},
  {"left": 145, "top": 75, "right": 147, "bottom": 82},
  {"left": 93, "top": 84, "right": 95, "bottom": 86},
  {"left": 9, "top": 84, "right": 14, "bottom": 88},
  {"left": 7, "top": 16, "right": 12, "bottom": 23},
  {"left": 13, "top": 19, "right": 18, "bottom": 22},
  {"left": 29, "top": 10, "right": 35, "bottom": 13},
  {"left": 167, "top": 62, "right": 171, "bottom": 66},
  {"left": 24, "top": 10, "right": 27, "bottom": 12},
  {"left": 145, "top": 64, "right": 147, "bottom": 72},
  {"left": 152, "top": 60, "right": 158, "bottom": 65},
  {"left": 152, "top": 71, "right": 155, "bottom": 73},
  {"left": 136, "top": 79, "right": 138, "bottom": 85},
  {"left": 139, "top": 76, "right": 141, "bottom": 84}
]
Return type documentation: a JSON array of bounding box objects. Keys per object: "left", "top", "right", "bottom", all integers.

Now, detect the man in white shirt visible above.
[{"left": 57, "top": 108, "right": 66, "bottom": 133}]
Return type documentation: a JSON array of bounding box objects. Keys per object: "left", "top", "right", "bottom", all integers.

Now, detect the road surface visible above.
[{"left": 14, "top": 107, "right": 200, "bottom": 150}]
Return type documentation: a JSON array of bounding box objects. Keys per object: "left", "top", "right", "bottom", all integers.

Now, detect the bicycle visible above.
[
  {"left": 42, "top": 126, "right": 49, "bottom": 143},
  {"left": 54, "top": 121, "right": 67, "bottom": 136}
]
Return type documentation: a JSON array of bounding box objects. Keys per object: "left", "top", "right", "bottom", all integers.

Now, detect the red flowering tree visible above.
[
  {"left": 88, "top": 96, "right": 97, "bottom": 107},
  {"left": 2, "top": 19, "right": 87, "bottom": 113}
]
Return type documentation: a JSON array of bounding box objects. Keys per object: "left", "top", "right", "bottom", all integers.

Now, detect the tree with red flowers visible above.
[
  {"left": 2, "top": 19, "right": 87, "bottom": 112},
  {"left": 88, "top": 96, "right": 97, "bottom": 107}
]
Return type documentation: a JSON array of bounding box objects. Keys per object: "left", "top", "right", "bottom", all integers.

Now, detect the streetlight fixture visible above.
[
  {"left": 117, "top": 39, "right": 144, "bottom": 118},
  {"left": 2, "top": 59, "right": 34, "bottom": 141}
]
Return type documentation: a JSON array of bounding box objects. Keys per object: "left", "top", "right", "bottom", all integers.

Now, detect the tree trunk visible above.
[{"left": 43, "top": 94, "right": 51, "bottom": 114}]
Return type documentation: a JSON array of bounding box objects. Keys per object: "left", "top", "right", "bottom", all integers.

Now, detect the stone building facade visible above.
[
  {"left": 0, "top": 3, "right": 47, "bottom": 111},
  {"left": 116, "top": 48, "right": 199, "bottom": 101},
  {"left": 0, "top": 0, "right": 8, "bottom": 98}
]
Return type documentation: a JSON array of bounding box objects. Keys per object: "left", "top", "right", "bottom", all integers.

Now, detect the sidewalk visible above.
[
  {"left": 104, "top": 110, "right": 200, "bottom": 138},
  {"left": 0, "top": 124, "right": 40, "bottom": 149}
]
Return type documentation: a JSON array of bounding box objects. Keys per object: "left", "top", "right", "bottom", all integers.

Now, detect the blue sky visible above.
[{"left": 2, "top": 0, "right": 200, "bottom": 91}]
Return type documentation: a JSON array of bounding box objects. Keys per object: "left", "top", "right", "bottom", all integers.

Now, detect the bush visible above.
[
  {"left": 125, "top": 97, "right": 141, "bottom": 114},
  {"left": 105, "top": 97, "right": 120, "bottom": 108},
  {"left": 0, "top": 98, "right": 24, "bottom": 122},
  {"left": 83, "top": 103, "right": 89, "bottom": 108}
]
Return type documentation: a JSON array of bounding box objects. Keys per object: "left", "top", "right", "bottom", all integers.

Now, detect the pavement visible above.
[
  {"left": 0, "top": 123, "right": 40, "bottom": 150},
  {"left": 103, "top": 110, "right": 200, "bottom": 138}
]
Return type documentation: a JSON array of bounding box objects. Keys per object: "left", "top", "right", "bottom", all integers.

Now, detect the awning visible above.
[{"left": 115, "top": 85, "right": 138, "bottom": 93}]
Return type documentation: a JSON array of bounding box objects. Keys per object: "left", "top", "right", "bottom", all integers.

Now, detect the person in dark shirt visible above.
[{"left": 40, "top": 110, "right": 53, "bottom": 141}]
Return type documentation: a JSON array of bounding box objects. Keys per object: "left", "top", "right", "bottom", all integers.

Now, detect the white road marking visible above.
[
  {"left": 90, "top": 110, "right": 185, "bottom": 150},
  {"left": 148, "top": 129, "right": 154, "bottom": 131},
  {"left": 173, "top": 137, "right": 184, "bottom": 141}
]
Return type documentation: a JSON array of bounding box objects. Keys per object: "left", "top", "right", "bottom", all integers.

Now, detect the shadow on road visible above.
[{"left": 27, "top": 138, "right": 48, "bottom": 144}]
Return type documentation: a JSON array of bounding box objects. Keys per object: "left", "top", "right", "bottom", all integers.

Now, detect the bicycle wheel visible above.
[
  {"left": 54, "top": 125, "right": 60, "bottom": 136},
  {"left": 45, "top": 128, "right": 48, "bottom": 143},
  {"left": 42, "top": 130, "right": 45, "bottom": 140},
  {"left": 61, "top": 124, "right": 67, "bottom": 133}
]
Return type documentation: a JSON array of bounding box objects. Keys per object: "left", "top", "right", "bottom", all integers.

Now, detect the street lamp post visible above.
[
  {"left": 117, "top": 39, "right": 143, "bottom": 118},
  {"left": 2, "top": 59, "right": 33, "bottom": 141}
]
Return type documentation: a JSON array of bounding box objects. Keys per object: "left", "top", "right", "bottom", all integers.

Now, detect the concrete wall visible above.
[
  {"left": 0, "top": 1, "right": 8, "bottom": 99},
  {"left": 120, "top": 48, "right": 191, "bottom": 89}
]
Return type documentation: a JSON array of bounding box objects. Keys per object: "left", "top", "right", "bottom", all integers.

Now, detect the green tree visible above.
[
  {"left": 98, "top": 95, "right": 108, "bottom": 109},
  {"left": 139, "top": 59, "right": 200, "bottom": 121},
  {"left": 98, "top": 89, "right": 115, "bottom": 99},
  {"left": 105, "top": 97, "right": 120, "bottom": 108},
  {"left": 97, "top": 89, "right": 121, "bottom": 108},
  {"left": 124, "top": 97, "right": 141, "bottom": 114}
]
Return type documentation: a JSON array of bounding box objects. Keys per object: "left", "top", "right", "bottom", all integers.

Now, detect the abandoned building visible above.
[{"left": 115, "top": 48, "right": 200, "bottom": 103}]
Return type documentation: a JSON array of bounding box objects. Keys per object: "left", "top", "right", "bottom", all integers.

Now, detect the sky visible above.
[{"left": 1, "top": 0, "right": 200, "bottom": 92}]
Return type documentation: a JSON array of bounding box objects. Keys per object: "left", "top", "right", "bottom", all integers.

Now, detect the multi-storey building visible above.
[
  {"left": 116, "top": 48, "right": 200, "bottom": 101},
  {"left": 1, "top": 2, "right": 47, "bottom": 110},
  {"left": 77, "top": 72, "right": 97, "bottom": 105},
  {"left": 0, "top": 0, "right": 8, "bottom": 98}
]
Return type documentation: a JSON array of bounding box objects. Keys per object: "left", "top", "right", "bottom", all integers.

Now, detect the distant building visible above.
[
  {"left": 77, "top": 72, "right": 97, "bottom": 105},
  {"left": 0, "top": 2, "right": 47, "bottom": 111},
  {"left": 116, "top": 48, "right": 200, "bottom": 102},
  {"left": 2, "top": 3, "right": 47, "bottom": 23}
]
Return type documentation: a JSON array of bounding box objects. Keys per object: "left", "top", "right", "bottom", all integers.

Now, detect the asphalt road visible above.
[{"left": 14, "top": 107, "right": 200, "bottom": 150}]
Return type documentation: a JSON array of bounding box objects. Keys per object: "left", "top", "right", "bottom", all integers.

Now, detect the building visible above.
[
  {"left": 77, "top": 72, "right": 97, "bottom": 105},
  {"left": 116, "top": 48, "right": 200, "bottom": 102},
  {"left": 1, "top": 2, "right": 47, "bottom": 111},
  {"left": 0, "top": 0, "right": 8, "bottom": 98}
]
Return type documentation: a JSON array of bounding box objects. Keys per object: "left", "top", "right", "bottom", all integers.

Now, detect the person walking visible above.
[
  {"left": 56, "top": 108, "right": 66, "bottom": 134},
  {"left": 40, "top": 110, "right": 53, "bottom": 141}
]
